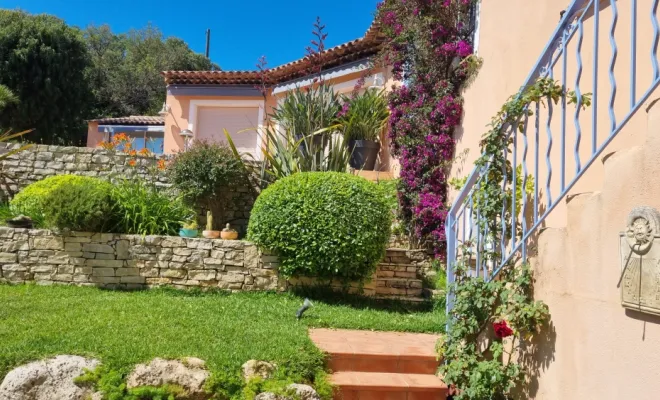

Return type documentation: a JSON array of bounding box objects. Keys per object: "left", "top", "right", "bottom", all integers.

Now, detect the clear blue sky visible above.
[{"left": 4, "top": 0, "right": 379, "bottom": 71}]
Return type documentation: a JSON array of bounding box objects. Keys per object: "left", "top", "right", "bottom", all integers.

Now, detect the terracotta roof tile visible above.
[
  {"left": 162, "top": 21, "right": 384, "bottom": 86},
  {"left": 92, "top": 116, "right": 165, "bottom": 126}
]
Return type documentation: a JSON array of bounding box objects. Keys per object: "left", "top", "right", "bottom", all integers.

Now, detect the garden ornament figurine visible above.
[{"left": 296, "top": 298, "right": 313, "bottom": 320}]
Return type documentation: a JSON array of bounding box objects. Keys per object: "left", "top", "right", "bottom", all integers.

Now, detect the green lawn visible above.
[{"left": 0, "top": 284, "right": 444, "bottom": 380}]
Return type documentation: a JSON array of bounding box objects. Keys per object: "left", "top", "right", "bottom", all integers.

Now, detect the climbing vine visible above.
[
  {"left": 439, "top": 78, "right": 591, "bottom": 399},
  {"left": 376, "top": 0, "right": 482, "bottom": 256}
]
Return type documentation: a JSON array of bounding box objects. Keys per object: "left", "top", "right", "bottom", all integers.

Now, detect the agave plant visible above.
[
  {"left": 224, "top": 125, "right": 351, "bottom": 191},
  {"left": 271, "top": 83, "right": 342, "bottom": 139}
]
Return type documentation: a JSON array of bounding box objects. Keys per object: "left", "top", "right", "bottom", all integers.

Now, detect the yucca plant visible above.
[
  {"left": 271, "top": 83, "right": 342, "bottom": 139},
  {"left": 224, "top": 125, "right": 351, "bottom": 191},
  {"left": 338, "top": 88, "right": 389, "bottom": 171},
  {"left": 0, "top": 84, "right": 18, "bottom": 110},
  {"left": 339, "top": 88, "right": 389, "bottom": 142}
]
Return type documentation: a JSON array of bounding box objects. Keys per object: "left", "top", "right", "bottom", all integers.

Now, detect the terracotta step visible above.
[
  {"left": 331, "top": 371, "right": 448, "bottom": 400},
  {"left": 310, "top": 329, "right": 440, "bottom": 374}
]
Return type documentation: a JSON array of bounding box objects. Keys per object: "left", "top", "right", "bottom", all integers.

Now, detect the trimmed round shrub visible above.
[
  {"left": 247, "top": 172, "right": 392, "bottom": 282},
  {"left": 41, "top": 177, "right": 114, "bottom": 232},
  {"left": 10, "top": 175, "right": 96, "bottom": 224}
]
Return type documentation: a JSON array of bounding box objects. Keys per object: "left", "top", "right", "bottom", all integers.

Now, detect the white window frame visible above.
[
  {"left": 473, "top": 0, "right": 482, "bottom": 55},
  {"left": 188, "top": 99, "right": 265, "bottom": 160}
]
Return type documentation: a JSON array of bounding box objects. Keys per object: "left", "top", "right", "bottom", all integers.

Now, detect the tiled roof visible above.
[
  {"left": 162, "top": 21, "right": 384, "bottom": 86},
  {"left": 92, "top": 116, "right": 165, "bottom": 126}
]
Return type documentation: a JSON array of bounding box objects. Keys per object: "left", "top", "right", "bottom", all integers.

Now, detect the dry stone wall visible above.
[
  {"left": 0, "top": 143, "right": 255, "bottom": 236},
  {"left": 0, "top": 228, "right": 431, "bottom": 300}
]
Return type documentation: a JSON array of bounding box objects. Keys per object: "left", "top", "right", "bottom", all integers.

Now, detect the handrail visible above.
[{"left": 447, "top": 0, "right": 660, "bottom": 310}]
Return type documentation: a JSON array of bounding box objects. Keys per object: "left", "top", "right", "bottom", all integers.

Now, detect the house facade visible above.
[{"left": 88, "top": 23, "right": 397, "bottom": 175}]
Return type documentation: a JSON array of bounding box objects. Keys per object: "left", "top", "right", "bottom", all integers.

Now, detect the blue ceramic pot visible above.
[{"left": 179, "top": 229, "right": 198, "bottom": 238}]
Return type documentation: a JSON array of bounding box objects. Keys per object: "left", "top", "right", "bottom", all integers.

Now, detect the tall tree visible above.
[
  {"left": 85, "top": 24, "right": 219, "bottom": 118},
  {"left": 0, "top": 10, "right": 93, "bottom": 145}
]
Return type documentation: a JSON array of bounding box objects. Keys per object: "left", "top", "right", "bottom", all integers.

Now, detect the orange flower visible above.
[
  {"left": 157, "top": 159, "right": 167, "bottom": 171},
  {"left": 139, "top": 148, "right": 152, "bottom": 156},
  {"left": 113, "top": 133, "right": 129, "bottom": 143},
  {"left": 98, "top": 141, "right": 115, "bottom": 150},
  {"left": 127, "top": 159, "right": 137, "bottom": 167},
  {"left": 128, "top": 150, "right": 137, "bottom": 157}
]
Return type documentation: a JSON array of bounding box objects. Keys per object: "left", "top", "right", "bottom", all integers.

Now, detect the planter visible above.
[
  {"left": 221, "top": 223, "right": 239, "bottom": 240},
  {"left": 221, "top": 231, "right": 238, "bottom": 240},
  {"left": 202, "top": 230, "right": 221, "bottom": 239},
  {"left": 348, "top": 140, "right": 381, "bottom": 171},
  {"left": 179, "top": 229, "right": 198, "bottom": 238}
]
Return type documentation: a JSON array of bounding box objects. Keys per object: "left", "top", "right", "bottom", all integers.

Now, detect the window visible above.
[{"left": 110, "top": 131, "right": 164, "bottom": 154}]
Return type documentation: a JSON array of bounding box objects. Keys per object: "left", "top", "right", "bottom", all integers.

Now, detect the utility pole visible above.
[{"left": 205, "top": 29, "right": 211, "bottom": 59}]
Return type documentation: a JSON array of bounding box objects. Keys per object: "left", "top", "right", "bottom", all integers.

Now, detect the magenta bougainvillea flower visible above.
[{"left": 377, "top": 0, "right": 477, "bottom": 257}]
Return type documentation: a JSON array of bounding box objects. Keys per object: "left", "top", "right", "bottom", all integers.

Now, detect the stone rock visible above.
[
  {"left": 0, "top": 355, "right": 100, "bottom": 400},
  {"left": 126, "top": 358, "right": 209, "bottom": 399},
  {"left": 288, "top": 384, "right": 320, "bottom": 400},
  {"left": 255, "top": 393, "right": 283, "bottom": 400},
  {"left": 242, "top": 360, "right": 275, "bottom": 381}
]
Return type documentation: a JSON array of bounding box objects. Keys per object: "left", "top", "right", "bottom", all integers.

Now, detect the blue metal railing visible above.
[{"left": 446, "top": 0, "right": 660, "bottom": 310}]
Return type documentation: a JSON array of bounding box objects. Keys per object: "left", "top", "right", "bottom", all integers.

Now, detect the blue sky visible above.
[{"left": 4, "top": 0, "right": 380, "bottom": 71}]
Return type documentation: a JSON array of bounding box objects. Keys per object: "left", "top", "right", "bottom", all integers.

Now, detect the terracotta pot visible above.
[
  {"left": 221, "top": 230, "right": 238, "bottom": 240},
  {"left": 202, "top": 230, "right": 221, "bottom": 239}
]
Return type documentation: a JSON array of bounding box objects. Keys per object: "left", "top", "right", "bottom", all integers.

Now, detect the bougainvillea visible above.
[{"left": 376, "top": 0, "right": 481, "bottom": 256}]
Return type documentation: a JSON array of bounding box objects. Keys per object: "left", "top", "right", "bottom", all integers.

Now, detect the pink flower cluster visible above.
[{"left": 378, "top": 0, "right": 476, "bottom": 256}]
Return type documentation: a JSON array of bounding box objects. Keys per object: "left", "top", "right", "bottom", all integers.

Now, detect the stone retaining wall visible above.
[
  {"left": 0, "top": 228, "right": 431, "bottom": 300},
  {"left": 0, "top": 143, "right": 255, "bottom": 236}
]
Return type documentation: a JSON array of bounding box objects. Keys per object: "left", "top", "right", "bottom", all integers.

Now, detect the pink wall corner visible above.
[{"left": 86, "top": 121, "right": 103, "bottom": 148}]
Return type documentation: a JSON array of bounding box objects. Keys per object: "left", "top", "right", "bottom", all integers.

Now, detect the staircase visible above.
[{"left": 310, "top": 328, "right": 447, "bottom": 399}]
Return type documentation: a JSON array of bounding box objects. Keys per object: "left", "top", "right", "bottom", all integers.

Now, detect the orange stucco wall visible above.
[{"left": 453, "top": 1, "right": 660, "bottom": 399}]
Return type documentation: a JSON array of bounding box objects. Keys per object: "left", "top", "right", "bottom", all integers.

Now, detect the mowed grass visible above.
[{"left": 0, "top": 284, "right": 444, "bottom": 379}]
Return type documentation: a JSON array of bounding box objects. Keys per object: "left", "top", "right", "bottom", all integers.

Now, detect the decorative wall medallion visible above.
[{"left": 621, "top": 206, "right": 660, "bottom": 315}]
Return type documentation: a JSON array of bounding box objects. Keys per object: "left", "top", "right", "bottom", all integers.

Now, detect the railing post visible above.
[{"left": 445, "top": 212, "right": 456, "bottom": 315}]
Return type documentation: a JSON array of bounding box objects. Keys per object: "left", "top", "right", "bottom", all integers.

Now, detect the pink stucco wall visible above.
[{"left": 86, "top": 121, "right": 104, "bottom": 148}]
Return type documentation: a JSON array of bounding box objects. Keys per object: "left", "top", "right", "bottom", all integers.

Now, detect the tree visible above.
[
  {"left": 84, "top": 24, "right": 219, "bottom": 118},
  {"left": 0, "top": 10, "right": 93, "bottom": 145}
]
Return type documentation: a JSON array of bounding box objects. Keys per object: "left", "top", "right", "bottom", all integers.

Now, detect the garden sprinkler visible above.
[{"left": 296, "top": 298, "right": 313, "bottom": 320}]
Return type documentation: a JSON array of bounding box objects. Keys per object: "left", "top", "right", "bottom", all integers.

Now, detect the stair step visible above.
[
  {"left": 331, "top": 371, "right": 448, "bottom": 400},
  {"left": 310, "top": 328, "right": 440, "bottom": 374}
]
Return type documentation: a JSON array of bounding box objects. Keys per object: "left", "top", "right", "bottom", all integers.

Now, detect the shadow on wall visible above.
[
  {"left": 624, "top": 309, "right": 660, "bottom": 341},
  {"left": 516, "top": 318, "right": 557, "bottom": 399}
]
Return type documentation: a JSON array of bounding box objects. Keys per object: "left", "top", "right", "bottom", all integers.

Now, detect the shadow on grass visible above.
[{"left": 289, "top": 284, "right": 435, "bottom": 314}]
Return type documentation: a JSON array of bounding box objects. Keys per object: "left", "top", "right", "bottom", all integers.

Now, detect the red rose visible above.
[{"left": 493, "top": 320, "right": 514, "bottom": 339}]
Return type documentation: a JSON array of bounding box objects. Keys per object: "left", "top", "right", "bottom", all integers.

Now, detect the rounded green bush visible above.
[
  {"left": 10, "top": 175, "right": 97, "bottom": 223},
  {"left": 41, "top": 177, "right": 114, "bottom": 232},
  {"left": 247, "top": 172, "right": 392, "bottom": 282}
]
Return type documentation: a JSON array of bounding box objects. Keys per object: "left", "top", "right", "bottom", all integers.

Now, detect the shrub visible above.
[
  {"left": 10, "top": 175, "right": 96, "bottom": 224},
  {"left": 41, "top": 177, "right": 114, "bottom": 232},
  {"left": 248, "top": 172, "right": 391, "bottom": 282},
  {"left": 167, "top": 141, "right": 247, "bottom": 229},
  {"left": 111, "top": 179, "right": 193, "bottom": 236}
]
